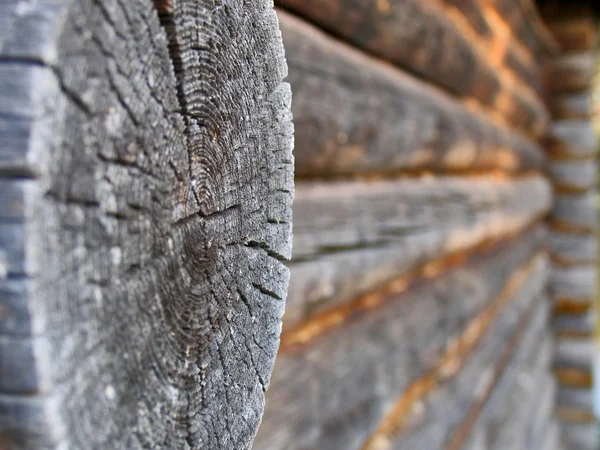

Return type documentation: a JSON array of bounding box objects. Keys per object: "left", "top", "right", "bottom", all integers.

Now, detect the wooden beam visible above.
[
  {"left": 254, "top": 233, "right": 547, "bottom": 450},
  {"left": 276, "top": 2, "right": 549, "bottom": 137},
  {"left": 278, "top": 11, "right": 546, "bottom": 178},
  {"left": 285, "top": 176, "right": 551, "bottom": 329}
]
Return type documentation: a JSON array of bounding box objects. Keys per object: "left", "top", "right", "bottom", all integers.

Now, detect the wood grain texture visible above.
[
  {"left": 554, "top": 311, "right": 595, "bottom": 337},
  {"left": 0, "top": 0, "right": 293, "bottom": 449},
  {"left": 278, "top": 10, "right": 546, "bottom": 178},
  {"left": 557, "top": 385, "right": 595, "bottom": 413},
  {"left": 276, "top": 0, "right": 549, "bottom": 136},
  {"left": 285, "top": 176, "right": 551, "bottom": 328},
  {"left": 254, "top": 231, "right": 547, "bottom": 450}
]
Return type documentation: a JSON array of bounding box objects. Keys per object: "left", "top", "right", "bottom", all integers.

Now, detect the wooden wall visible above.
[
  {"left": 255, "top": 1, "right": 597, "bottom": 449},
  {"left": 542, "top": 4, "right": 598, "bottom": 449}
]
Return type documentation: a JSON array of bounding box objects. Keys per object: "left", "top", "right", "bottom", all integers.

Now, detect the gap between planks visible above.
[{"left": 280, "top": 219, "right": 546, "bottom": 351}]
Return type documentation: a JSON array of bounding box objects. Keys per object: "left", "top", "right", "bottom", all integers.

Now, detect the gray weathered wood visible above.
[
  {"left": 551, "top": 190, "right": 597, "bottom": 231},
  {"left": 548, "top": 91, "right": 591, "bottom": 119},
  {"left": 276, "top": 0, "right": 549, "bottom": 136},
  {"left": 550, "top": 264, "right": 597, "bottom": 301},
  {"left": 547, "top": 119, "right": 598, "bottom": 158},
  {"left": 554, "top": 338, "right": 595, "bottom": 371},
  {"left": 254, "top": 230, "right": 547, "bottom": 450},
  {"left": 560, "top": 421, "right": 598, "bottom": 450},
  {"left": 390, "top": 293, "right": 550, "bottom": 450},
  {"left": 557, "top": 385, "right": 595, "bottom": 412},
  {"left": 526, "top": 373, "right": 558, "bottom": 449},
  {"left": 278, "top": 10, "right": 546, "bottom": 178},
  {"left": 286, "top": 176, "right": 551, "bottom": 328},
  {"left": 0, "top": 0, "right": 293, "bottom": 449},
  {"left": 553, "top": 311, "right": 595, "bottom": 337},
  {"left": 550, "top": 231, "right": 597, "bottom": 264},
  {"left": 550, "top": 159, "right": 597, "bottom": 191}
]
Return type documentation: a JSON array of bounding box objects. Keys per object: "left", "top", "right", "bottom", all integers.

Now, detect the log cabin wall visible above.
[
  {"left": 540, "top": 3, "right": 598, "bottom": 449},
  {"left": 256, "top": 1, "right": 596, "bottom": 449}
]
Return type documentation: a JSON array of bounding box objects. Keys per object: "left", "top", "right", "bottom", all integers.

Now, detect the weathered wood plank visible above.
[
  {"left": 254, "top": 232, "right": 547, "bottom": 450},
  {"left": 286, "top": 177, "right": 551, "bottom": 328},
  {"left": 557, "top": 385, "right": 595, "bottom": 413},
  {"left": 545, "top": 52, "right": 597, "bottom": 93},
  {"left": 554, "top": 338, "right": 595, "bottom": 371},
  {"left": 276, "top": 1, "right": 548, "bottom": 136},
  {"left": 526, "top": 373, "right": 558, "bottom": 449},
  {"left": 550, "top": 159, "right": 597, "bottom": 191},
  {"left": 387, "top": 295, "right": 549, "bottom": 450},
  {"left": 560, "top": 421, "right": 598, "bottom": 450},
  {"left": 0, "top": 0, "right": 294, "bottom": 449},
  {"left": 550, "top": 264, "right": 597, "bottom": 302},
  {"left": 489, "top": 0, "right": 559, "bottom": 60},
  {"left": 547, "top": 119, "right": 597, "bottom": 158},
  {"left": 551, "top": 190, "right": 597, "bottom": 231},
  {"left": 553, "top": 311, "right": 595, "bottom": 337},
  {"left": 278, "top": 11, "right": 546, "bottom": 178}
]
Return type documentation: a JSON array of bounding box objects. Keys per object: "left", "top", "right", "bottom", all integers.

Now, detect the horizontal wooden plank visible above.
[
  {"left": 551, "top": 190, "right": 597, "bottom": 231},
  {"left": 554, "top": 337, "right": 595, "bottom": 371},
  {"left": 387, "top": 293, "right": 549, "bottom": 450},
  {"left": 276, "top": 2, "right": 548, "bottom": 137},
  {"left": 278, "top": 11, "right": 546, "bottom": 178},
  {"left": 547, "top": 119, "right": 597, "bottom": 158},
  {"left": 550, "top": 230, "right": 597, "bottom": 264},
  {"left": 254, "top": 236, "right": 547, "bottom": 450},
  {"left": 286, "top": 177, "right": 551, "bottom": 328},
  {"left": 553, "top": 311, "right": 595, "bottom": 337},
  {"left": 548, "top": 91, "right": 591, "bottom": 119},
  {"left": 545, "top": 52, "right": 597, "bottom": 93},
  {"left": 549, "top": 159, "right": 597, "bottom": 191},
  {"left": 550, "top": 264, "right": 597, "bottom": 301}
]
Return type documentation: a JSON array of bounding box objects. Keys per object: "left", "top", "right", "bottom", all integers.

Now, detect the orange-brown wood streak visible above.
[
  {"left": 360, "top": 253, "right": 545, "bottom": 450},
  {"left": 281, "top": 221, "right": 545, "bottom": 351},
  {"left": 554, "top": 368, "right": 593, "bottom": 388}
]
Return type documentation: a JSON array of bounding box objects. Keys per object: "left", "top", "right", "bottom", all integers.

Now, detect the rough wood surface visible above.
[
  {"left": 543, "top": 8, "right": 598, "bottom": 52},
  {"left": 547, "top": 119, "right": 597, "bottom": 158},
  {"left": 526, "top": 373, "right": 558, "bottom": 449},
  {"left": 254, "top": 231, "right": 547, "bottom": 450},
  {"left": 276, "top": 0, "right": 548, "bottom": 136},
  {"left": 557, "top": 385, "right": 595, "bottom": 412},
  {"left": 550, "top": 159, "right": 597, "bottom": 191},
  {"left": 0, "top": 0, "right": 293, "bottom": 449},
  {"left": 285, "top": 176, "right": 551, "bottom": 328},
  {"left": 278, "top": 11, "right": 546, "bottom": 178}
]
